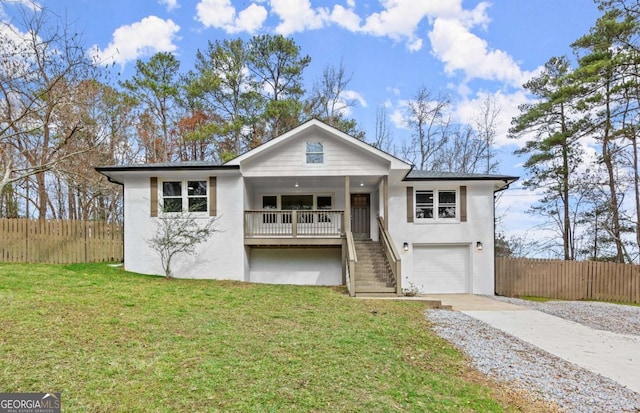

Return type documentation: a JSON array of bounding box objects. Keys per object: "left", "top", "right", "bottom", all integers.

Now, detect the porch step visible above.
[
  {"left": 356, "top": 292, "right": 399, "bottom": 298},
  {"left": 355, "top": 287, "right": 397, "bottom": 294},
  {"left": 355, "top": 295, "right": 451, "bottom": 308}
]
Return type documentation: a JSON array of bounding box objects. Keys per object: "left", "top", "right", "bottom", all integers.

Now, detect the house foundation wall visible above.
[{"left": 248, "top": 247, "right": 342, "bottom": 286}]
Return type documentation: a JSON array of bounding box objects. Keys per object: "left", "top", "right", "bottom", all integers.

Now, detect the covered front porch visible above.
[
  {"left": 242, "top": 175, "right": 390, "bottom": 244},
  {"left": 242, "top": 175, "right": 402, "bottom": 296}
]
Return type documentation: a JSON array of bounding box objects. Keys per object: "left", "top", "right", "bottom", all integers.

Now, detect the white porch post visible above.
[
  {"left": 383, "top": 175, "right": 389, "bottom": 230},
  {"left": 344, "top": 176, "right": 351, "bottom": 233},
  {"left": 292, "top": 210, "right": 298, "bottom": 238}
]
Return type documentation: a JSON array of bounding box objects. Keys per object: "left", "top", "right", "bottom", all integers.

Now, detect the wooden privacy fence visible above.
[
  {"left": 496, "top": 257, "right": 640, "bottom": 304},
  {"left": 0, "top": 219, "right": 123, "bottom": 264}
]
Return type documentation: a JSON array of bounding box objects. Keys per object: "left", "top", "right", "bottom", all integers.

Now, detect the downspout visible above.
[
  {"left": 111, "top": 179, "right": 125, "bottom": 263},
  {"left": 493, "top": 179, "right": 515, "bottom": 295}
]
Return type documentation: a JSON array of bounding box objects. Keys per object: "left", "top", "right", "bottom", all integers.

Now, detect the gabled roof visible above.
[{"left": 225, "top": 118, "right": 411, "bottom": 170}]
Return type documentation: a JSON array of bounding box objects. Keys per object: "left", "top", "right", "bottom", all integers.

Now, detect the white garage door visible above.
[{"left": 412, "top": 245, "right": 470, "bottom": 293}]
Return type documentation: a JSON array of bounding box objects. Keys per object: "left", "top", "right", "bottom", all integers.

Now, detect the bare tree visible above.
[
  {"left": 433, "top": 126, "right": 488, "bottom": 173},
  {"left": 0, "top": 3, "right": 100, "bottom": 216},
  {"left": 147, "top": 214, "right": 219, "bottom": 278},
  {"left": 304, "top": 60, "right": 364, "bottom": 138},
  {"left": 371, "top": 105, "right": 394, "bottom": 153},
  {"left": 307, "top": 61, "right": 354, "bottom": 120},
  {"left": 474, "top": 94, "right": 500, "bottom": 174},
  {"left": 402, "top": 86, "right": 451, "bottom": 170}
]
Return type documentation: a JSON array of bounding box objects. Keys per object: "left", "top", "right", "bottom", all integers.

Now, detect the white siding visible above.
[
  {"left": 122, "top": 172, "right": 246, "bottom": 280},
  {"left": 249, "top": 247, "right": 342, "bottom": 285},
  {"left": 241, "top": 130, "right": 389, "bottom": 177},
  {"left": 389, "top": 182, "right": 496, "bottom": 295}
]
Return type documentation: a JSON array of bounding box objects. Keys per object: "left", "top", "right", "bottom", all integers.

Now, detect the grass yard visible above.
[{"left": 0, "top": 263, "right": 547, "bottom": 412}]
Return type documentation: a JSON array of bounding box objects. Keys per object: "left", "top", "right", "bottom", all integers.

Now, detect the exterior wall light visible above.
[
  {"left": 403, "top": 242, "right": 409, "bottom": 252},
  {"left": 476, "top": 241, "right": 483, "bottom": 251},
  {"left": 294, "top": 182, "right": 299, "bottom": 188}
]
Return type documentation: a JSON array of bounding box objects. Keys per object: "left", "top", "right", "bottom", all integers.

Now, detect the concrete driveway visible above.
[{"left": 424, "top": 294, "right": 640, "bottom": 394}]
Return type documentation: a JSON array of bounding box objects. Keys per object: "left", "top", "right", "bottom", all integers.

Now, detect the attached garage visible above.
[
  {"left": 249, "top": 247, "right": 342, "bottom": 286},
  {"left": 412, "top": 244, "right": 471, "bottom": 293}
]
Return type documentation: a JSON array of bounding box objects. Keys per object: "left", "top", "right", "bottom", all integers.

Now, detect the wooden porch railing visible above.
[
  {"left": 345, "top": 231, "right": 357, "bottom": 297},
  {"left": 244, "top": 210, "right": 344, "bottom": 238},
  {"left": 378, "top": 216, "right": 402, "bottom": 296}
]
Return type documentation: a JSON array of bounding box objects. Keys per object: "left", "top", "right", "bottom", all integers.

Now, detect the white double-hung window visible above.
[
  {"left": 161, "top": 180, "right": 208, "bottom": 213},
  {"left": 415, "top": 189, "right": 457, "bottom": 220}
]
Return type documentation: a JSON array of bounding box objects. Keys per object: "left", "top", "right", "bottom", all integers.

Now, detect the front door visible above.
[{"left": 351, "top": 194, "right": 370, "bottom": 239}]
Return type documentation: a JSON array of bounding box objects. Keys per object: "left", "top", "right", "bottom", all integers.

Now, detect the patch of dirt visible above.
[{"left": 460, "top": 366, "right": 563, "bottom": 413}]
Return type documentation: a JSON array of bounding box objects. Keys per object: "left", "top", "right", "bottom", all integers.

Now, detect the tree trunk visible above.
[
  {"left": 35, "top": 171, "right": 48, "bottom": 220},
  {"left": 603, "top": 133, "right": 624, "bottom": 263},
  {"left": 562, "top": 143, "right": 572, "bottom": 260}
]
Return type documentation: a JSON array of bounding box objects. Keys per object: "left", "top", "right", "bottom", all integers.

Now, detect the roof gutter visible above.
[
  {"left": 95, "top": 164, "right": 240, "bottom": 173},
  {"left": 493, "top": 177, "right": 518, "bottom": 193},
  {"left": 104, "top": 176, "right": 124, "bottom": 186}
]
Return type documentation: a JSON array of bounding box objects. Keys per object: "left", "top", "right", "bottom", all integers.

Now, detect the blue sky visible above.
[{"left": 2, "top": 0, "right": 603, "bottom": 246}]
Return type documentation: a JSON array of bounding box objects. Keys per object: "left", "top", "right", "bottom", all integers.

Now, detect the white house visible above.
[{"left": 96, "top": 119, "right": 517, "bottom": 296}]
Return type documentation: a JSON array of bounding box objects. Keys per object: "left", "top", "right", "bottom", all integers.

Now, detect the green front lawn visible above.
[{"left": 0, "top": 263, "right": 541, "bottom": 412}]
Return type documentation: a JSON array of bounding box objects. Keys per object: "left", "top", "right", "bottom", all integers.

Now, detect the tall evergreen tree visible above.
[
  {"left": 247, "top": 35, "right": 311, "bottom": 139},
  {"left": 509, "top": 56, "right": 584, "bottom": 260},
  {"left": 121, "top": 52, "right": 182, "bottom": 162},
  {"left": 571, "top": 9, "right": 638, "bottom": 262},
  {"left": 185, "top": 39, "right": 262, "bottom": 160}
]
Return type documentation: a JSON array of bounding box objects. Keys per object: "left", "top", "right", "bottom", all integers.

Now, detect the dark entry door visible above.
[{"left": 351, "top": 194, "right": 370, "bottom": 239}]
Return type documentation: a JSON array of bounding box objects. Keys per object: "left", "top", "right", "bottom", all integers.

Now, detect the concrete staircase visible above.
[{"left": 354, "top": 240, "right": 397, "bottom": 296}]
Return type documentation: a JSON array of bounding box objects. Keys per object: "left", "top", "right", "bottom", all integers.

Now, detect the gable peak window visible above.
[{"left": 306, "top": 142, "right": 323, "bottom": 164}]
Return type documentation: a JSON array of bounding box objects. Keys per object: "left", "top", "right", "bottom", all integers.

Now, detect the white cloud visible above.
[
  {"left": 428, "top": 17, "right": 532, "bottom": 87},
  {"left": 196, "top": 0, "right": 235, "bottom": 27},
  {"left": 386, "top": 87, "right": 401, "bottom": 97},
  {"left": 196, "top": 0, "right": 267, "bottom": 33},
  {"left": 270, "top": 0, "right": 329, "bottom": 35},
  {"left": 93, "top": 16, "right": 180, "bottom": 66},
  {"left": 454, "top": 90, "right": 531, "bottom": 148},
  {"left": 337, "top": 89, "right": 367, "bottom": 116},
  {"left": 0, "top": 21, "right": 36, "bottom": 78},
  {"left": 158, "top": 0, "right": 179, "bottom": 11},
  {"left": 0, "top": 0, "right": 40, "bottom": 22},
  {"left": 359, "top": 0, "right": 485, "bottom": 52},
  {"left": 389, "top": 99, "right": 410, "bottom": 130},
  {"left": 329, "top": 4, "right": 361, "bottom": 32},
  {"left": 235, "top": 4, "right": 269, "bottom": 32},
  {"left": 343, "top": 90, "right": 367, "bottom": 107},
  {"left": 12, "top": 0, "right": 41, "bottom": 11}
]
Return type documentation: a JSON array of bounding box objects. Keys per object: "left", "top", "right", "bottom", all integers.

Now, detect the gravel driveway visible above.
[{"left": 426, "top": 297, "right": 640, "bottom": 413}]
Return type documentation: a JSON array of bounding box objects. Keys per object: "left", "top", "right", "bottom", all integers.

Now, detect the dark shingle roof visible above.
[
  {"left": 404, "top": 170, "right": 518, "bottom": 181},
  {"left": 95, "top": 160, "right": 236, "bottom": 172}
]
